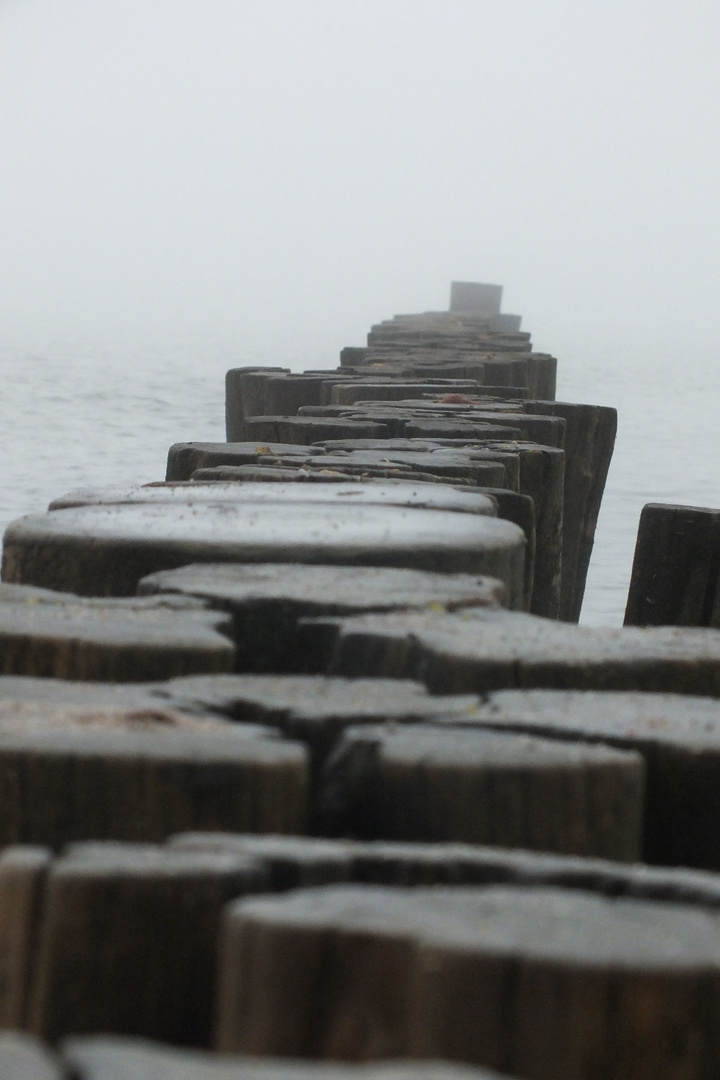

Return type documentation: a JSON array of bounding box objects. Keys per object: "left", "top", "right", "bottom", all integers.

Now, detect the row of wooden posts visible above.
[{"left": 0, "top": 283, "right": 719, "bottom": 1078}]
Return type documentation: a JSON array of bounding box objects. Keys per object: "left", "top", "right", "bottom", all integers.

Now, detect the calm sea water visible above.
[{"left": 0, "top": 334, "right": 716, "bottom": 626}]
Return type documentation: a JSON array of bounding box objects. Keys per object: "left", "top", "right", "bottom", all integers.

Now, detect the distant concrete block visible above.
[{"left": 449, "top": 282, "right": 503, "bottom": 316}]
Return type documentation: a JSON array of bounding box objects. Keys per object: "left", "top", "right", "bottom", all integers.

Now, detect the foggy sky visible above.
[{"left": 1, "top": 0, "right": 719, "bottom": 359}]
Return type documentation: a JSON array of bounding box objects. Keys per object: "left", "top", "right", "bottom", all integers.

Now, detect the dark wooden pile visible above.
[
  {"left": 625, "top": 503, "right": 720, "bottom": 627},
  {"left": 2, "top": 281, "right": 720, "bottom": 1078}
]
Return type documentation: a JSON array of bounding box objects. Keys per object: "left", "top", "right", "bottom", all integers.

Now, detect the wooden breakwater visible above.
[{"left": 2, "top": 282, "right": 720, "bottom": 1077}]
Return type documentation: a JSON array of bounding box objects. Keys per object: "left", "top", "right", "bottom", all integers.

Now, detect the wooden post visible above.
[
  {"left": 319, "top": 723, "right": 644, "bottom": 860},
  {"left": 27, "top": 846, "right": 268, "bottom": 1046},
  {"left": 0, "top": 702, "right": 308, "bottom": 846},
  {"left": 215, "top": 883, "right": 720, "bottom": 1078},
  {"left": 225, "top": 368, "right": 289, "bottom": 441},
  {"left": 0, "top": 588, "right": 235, "bottom": 681},
  {"left": 138, "top": 563, "right": 505, "bottom": 673},
  {"left": 2, "top": 501, "right": 525, "bottom": 606},
  {"left": 625, "top": 503, "right": 720, "bottom": 627},
  {"left": 326, "top": 606, "right": 720, "bottom": 696}
]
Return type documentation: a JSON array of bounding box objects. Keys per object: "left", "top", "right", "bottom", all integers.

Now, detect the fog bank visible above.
[{"left": 0, "top": 0, "right": 719, "bottom": 360}]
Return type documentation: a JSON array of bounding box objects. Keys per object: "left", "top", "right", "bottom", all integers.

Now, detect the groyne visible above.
[{"left": 0, "top": 283, "right": 719, "bottom": 1078}]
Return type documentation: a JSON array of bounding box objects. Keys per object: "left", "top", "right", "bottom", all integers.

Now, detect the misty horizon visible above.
[{"left": 0, "top": 0, "right": 718, "bottom": 362}]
